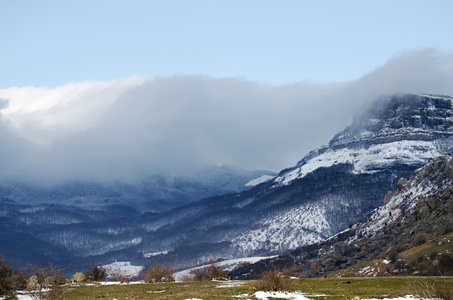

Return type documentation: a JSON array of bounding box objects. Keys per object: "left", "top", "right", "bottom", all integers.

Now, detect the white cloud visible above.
[{"left": 0, "top": 49, "right": 452, "bottom": 184}]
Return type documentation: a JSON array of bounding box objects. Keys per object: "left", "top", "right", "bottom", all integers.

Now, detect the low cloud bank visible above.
[{"left": 0, "top": 49, "right": 452, "bottom": 184}]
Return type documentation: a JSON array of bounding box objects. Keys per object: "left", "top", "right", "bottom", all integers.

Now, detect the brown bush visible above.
[
  {"left": 144, "top": 261, "right": 175, "bottom": 283},
  {"left": 251, "top": 270, "right": 294, "bottom": 292},
  {"left": 387, "top": 249, "right": 399, "bottom": 263},
  {"left": 395, "top": 243, "right": 412, "bottom": 253},
  {"left": 412, "top": 233, "right": 430, "bottom": 246},
  {"left": 188, "top": 259, "right": 228, "bottom": 281}
]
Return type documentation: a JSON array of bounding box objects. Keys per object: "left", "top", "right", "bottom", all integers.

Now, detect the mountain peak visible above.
[
  {"left": 275, "top": 93, "right": 453, "bottom": 186},
  {"left": 329, "top": 93, "right": 453, "bottom": 147}
]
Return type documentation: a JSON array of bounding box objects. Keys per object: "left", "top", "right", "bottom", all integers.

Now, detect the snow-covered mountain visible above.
[
  {"left": 231, "top": 93, "right": 453, "bottom": 254},
  {"left": 231, "top": 154, "right": 453, "bottom": 278},
  {"left": 113, "top": 93, "right": 453, "bottom": 267},
  {"left": 1, "top": 93, "right": 452, "bottom": 272}
]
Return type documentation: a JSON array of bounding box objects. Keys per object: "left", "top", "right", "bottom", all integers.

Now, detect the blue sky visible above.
[
  {"left": 0, "top": 1, "right": 453, "bottom": 183},
  {"left": 2, "top": 0, "right": 453, "bottom": 87}
]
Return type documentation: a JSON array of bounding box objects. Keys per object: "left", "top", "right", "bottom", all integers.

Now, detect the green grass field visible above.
[{"left": 59, "top": 277, "right": 453, "bottom": 300}]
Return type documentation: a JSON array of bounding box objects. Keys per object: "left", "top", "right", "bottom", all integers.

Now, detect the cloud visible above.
[{"left": 0, "top": 49, "right": 452, "bottom": 184}]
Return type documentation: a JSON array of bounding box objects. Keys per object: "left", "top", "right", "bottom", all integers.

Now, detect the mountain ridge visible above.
[{"left": 1, "top": 93, "right": 452, "bottom": 273}]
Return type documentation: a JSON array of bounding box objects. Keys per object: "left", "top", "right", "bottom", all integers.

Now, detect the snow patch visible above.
[
  {"left": 232, "top": 204, "right": 330, "bottom": 255},
  {"left": 275, "top": 140, "right": 441, "bottom": 186},
  {"left": 143, "top": 250, "right": 169, "bottom": 257},
  {"left": 245, "top": 175, "right": 274, "bottom": 187},
  {"left": 252, "top": 291, "right": 310, "bottom": 300},
  {"left": 174, "top": 256, "right": 276, "bottom": 281},
  {"left": 102, "top": 261, "right": 144, "bottom": 278}
]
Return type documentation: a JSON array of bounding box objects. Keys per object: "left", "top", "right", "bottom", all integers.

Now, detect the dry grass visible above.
[
  {"left": 405, "top": 278, "right": 453, "bottom": 300},
  {"left": 45, "top": 276, "right": 453, "bottom": 300}
]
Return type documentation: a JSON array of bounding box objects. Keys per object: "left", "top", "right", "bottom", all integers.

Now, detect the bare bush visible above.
[
  {"left": 144, "top": 261, "right": 175, "bottom": 283},
  {"left": 188, "top": 268, "right": 205, "bottom": 281},
  {"left": 29, "top": 263, "right": 68, "bottom": 300},
  {"left": 84, "top": 263, "right": 107, "bottom": 282},
  {"left": 203, "top": 260, "right": 228, "bottom": 280},
  {"left": 188, "top": 259, "right": 228, "bottom": 281},
  {"left": 251, "top": 269, "right": 294, "bottom": 292},
  {"left": 0, "top": 254, "right": 28, "bottom": 298},
  {"left": 108, "top": 266, "right": 129, "bottom": 283}
]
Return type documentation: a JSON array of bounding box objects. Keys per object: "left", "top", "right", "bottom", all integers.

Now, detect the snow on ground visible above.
[
  {"left": 363, "top": 296, "right": 420, "bottom": 300},
  {"left": 235, "top": 291, "right": 312, "bottom": 300},
  {"left": 215, "top": 281, "right": 245, "bottom": 288},
  {"left": 102, "top": 261, "right": 144, "bottom": 278},
  {"left": 245, "top": 175, "right": 275, "bottom": 187},
  {"left": 174, "top": 256, "right": 277, "bottom": 281}
]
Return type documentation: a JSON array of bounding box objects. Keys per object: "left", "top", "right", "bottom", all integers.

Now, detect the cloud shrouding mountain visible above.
[{"left": 0, "top": 49, "right": 452, "bottom": 184}]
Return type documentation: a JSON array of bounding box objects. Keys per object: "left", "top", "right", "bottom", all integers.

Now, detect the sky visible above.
[{"left": 0, "top": 1, "right": 453, "bottom": 184}]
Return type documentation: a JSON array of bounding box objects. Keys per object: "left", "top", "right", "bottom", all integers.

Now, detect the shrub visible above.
[
  {"left": 0, "top": 254, "right": 28, "bottom": 298},
  {"left": 395, "top": 243, "right": 412, "bottom": 253},
  {"left": 188, "top": 259, "right": 228, "bottom": 281},
  {"left": 203, "top": 260, "right": 229, "bottom": 280},
  {"left": 144, "top": 262, "right": 175, "bottom": 283},
  {"left": 387, "top": 249, "right": 399, "bottom": 263},
  {"left": 84, "top": 264, "right": 107, "bottom": 282},
  {"left": 29, "top": 263, "right": 68, "bottom": 300},
  {"left": 188, "top": 268, "right": 205, "bottom": 281},
  {"left": 412, "top": 233, "right": 430, "bottom": 246},
  {"left": 437, "top": 254, "right": 453, "bottom": 276},
  {"left": 108, "top": 266, "right": 129, "bottom": 283},
  {"left": 251, "top": 270, "right": 294, "bottom": 292},
  {"left": 408, "top": 279, "right": 453, "bottom": 300}
]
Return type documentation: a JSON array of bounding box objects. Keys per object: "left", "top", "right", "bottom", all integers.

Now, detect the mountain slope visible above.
[
  {"left": 111, "top": 93, "right": 453, "bottom": 267},
  {"left": 231, "top": 155, "right": 453, "bottom": 278}
]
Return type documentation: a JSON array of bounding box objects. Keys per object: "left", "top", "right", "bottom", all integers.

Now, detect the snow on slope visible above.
[
  {"left": 245, "top": 175, "right": 275, "bottom": 187},
  {"left": 232, "top": 204, "right": 330, "bottom": 255},
  {"left": 348, "top": 155, "right": 453, "bottom": 242},
  {"left": 274, "top": 140, "right": 441, "bottom": 186},
  {"left": 174, "top": 256, "right": 277, "bottom": 281}
]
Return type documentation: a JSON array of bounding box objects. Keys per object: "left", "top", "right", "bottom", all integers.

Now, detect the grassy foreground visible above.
[{"left": 60, "top": 277, "right": 453, "bottom": 300}]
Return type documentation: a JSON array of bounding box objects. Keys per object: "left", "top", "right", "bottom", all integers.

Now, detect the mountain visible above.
[
  {"left": 0, "top": 165, "right": 275, "bottom": 268},
  {"left": 231, "top": 154, "right": 453, "bottom": 278},
  {"left": 0, "top": 165, "right": 275, "bottom": 214},
  {"left": 1, "top": 93, "right": 452, "bottom": 273}
]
